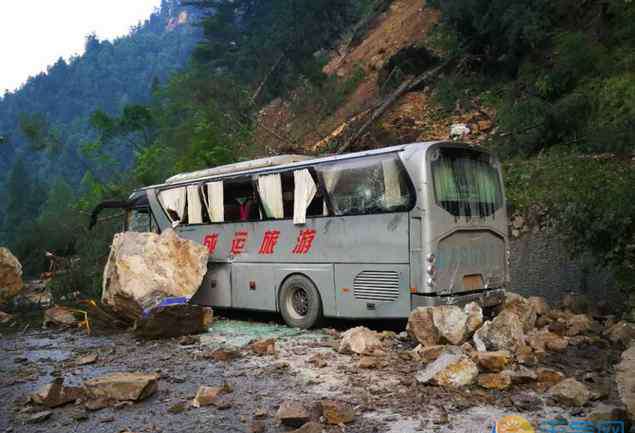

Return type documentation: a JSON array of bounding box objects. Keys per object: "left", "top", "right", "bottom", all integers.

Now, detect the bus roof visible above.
[{"left": 137, "top": 141, "right": 482, "bottom": 193}]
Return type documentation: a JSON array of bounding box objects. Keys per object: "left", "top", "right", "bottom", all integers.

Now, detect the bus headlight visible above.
[
  {"left": 426, "top": 277, "right": 435, "bottom": 287},
  {"left": 426, "top": 253, "right": 436, "bottom": 263},
  {"left": 426, "top": 265, "right": 436, "bottom": 275}
]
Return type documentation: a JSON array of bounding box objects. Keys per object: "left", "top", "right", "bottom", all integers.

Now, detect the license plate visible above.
[{"left": 463, "top": 274, "right": 483, "bottom": 290}]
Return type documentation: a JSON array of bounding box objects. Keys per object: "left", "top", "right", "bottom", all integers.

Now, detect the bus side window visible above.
[{"left": 225, "top": 177, "right": 260, "bottom": 222}]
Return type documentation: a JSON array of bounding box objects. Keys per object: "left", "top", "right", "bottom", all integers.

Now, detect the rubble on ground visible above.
[
  {"left": 192, "top": 383, "right": 232, "bottom": 408},
  {"left": 0, "top": 310, "right": 13, "bottom": 323},
  {"left": 31, "top": 378, "right": 85, "bottom": 408},
  {"left": 320, "top": 400, "right": 355, "bottom": 425},
  {"left": 0, "top": 247, "right": 24, "bottom": 304},
  {"left": 102, "top": 229, "right": 208, "bottom": 321},
  {"left": 407, "top": 302, "right": 483, "bottom": 347}
]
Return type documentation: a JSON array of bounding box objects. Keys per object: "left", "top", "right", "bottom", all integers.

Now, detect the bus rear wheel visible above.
[{"left": 279, "top": 275, "right": 323, "bottom": 329}]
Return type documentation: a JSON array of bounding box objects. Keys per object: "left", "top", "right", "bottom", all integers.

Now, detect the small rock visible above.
[
  {"left": 75, "top": 353, "right": 98, "bottom": 366},
  {"left": 407, "top": 307, "right": 440, "bottom": 347},
  {"left": 191, "top": 384, "right": 232, "bottom": 408},
  {"left": 320, "top": 400, "right": 355, "bottom": 425},
  {"left": 168, "top": 401, "right": 188, "bottom": 414},
  {"left": 473, "top": 351, "right": 512, "bottom": 372},
  {"left": 31, "top": 378, "right": 84, "bottom": 408},
  {"left": 416, "top": 349, "right": 479, "bottom": 387},
  {"left": 478, "top": 373, "right": 511, "bottom": 390},
  {"left": 43, "top": 306, "right": 81, "bottom": 328},
  {"left": 412, "top": 345, "right": 447, "bottom": 363},
  {"left": 537, "top": 368, "right": 565, "bottom": 386},
  {"left": 84, "top": 398, "right": 115, "bottom": 412},
  {"left": 254, "top": 408, "right": 268, "bottom": 419},
  {"left": 26, "top": 410, "right": 52, "bottom": 424},
  {"left": 250, "top": 421, "right": 266, "bottom": 433},
  {"left": 289, "top": 422, "right": 323, "bottom": 433},
  {"left": 248, "top": 338, "right": 276, "bottom": 356},
  {"left": 275, "top": 401, "right": 310, "bottom": 428},
  {"left": 205, "top": 349, "right": 241, "bottom": 362},
  {"left": 504, "top": 366, "right": 537, "bottom": 385},
  {"left": 83, "top": 372, "right": 159, "bottom": 402},
  {"left": 338, "top": 327, "right": 384, "bottom": 356},
  {"left": 548, "top": 378, "right": 591, "bottom": 407},
  {"left": 308, "top": 353, "right": 328, "bottom": 368},
  {"left": 515, "top": 344, "right": 540, "bottom": 365}
]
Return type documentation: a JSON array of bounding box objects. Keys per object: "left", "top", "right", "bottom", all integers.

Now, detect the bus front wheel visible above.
[{"left": 279, "top": 275, "right": 323, "bottom": 329}]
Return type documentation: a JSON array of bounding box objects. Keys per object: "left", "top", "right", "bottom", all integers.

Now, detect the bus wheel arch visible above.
[{"left": 277, "top": 273, "right": 324, "bottom": 329}]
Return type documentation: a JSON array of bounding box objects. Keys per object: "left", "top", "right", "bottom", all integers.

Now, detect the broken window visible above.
[
  {"left": 158, "top": 187, "right": 186, "bottom": 224},
  {"left": 126, "top": 208, "right": 159, "bottom": 233},
  {"left": 315, "top": 154, "right": 413, "bottom": 216},
  {"left": 431, "top": 148, "right": 503, "bottom": 218},
  {"left": 224, "top": 177, "right": 259, "bottom": 222}
]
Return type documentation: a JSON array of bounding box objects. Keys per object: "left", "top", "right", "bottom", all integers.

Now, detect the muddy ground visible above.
[{"left": 0, "top": 312, "right": 626, "bottom": 433}]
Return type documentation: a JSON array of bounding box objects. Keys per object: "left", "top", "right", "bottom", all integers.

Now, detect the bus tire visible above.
[{"left": 279, "top": 275, "right": 323, "bottom": 329}]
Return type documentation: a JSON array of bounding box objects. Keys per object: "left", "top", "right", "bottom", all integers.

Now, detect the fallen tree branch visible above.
[
  {"left": 336, "top": 58, "right": 455, "bottom": 154},
  {"left": 250, "top": 54, "right": 285, "bottom": 105}
]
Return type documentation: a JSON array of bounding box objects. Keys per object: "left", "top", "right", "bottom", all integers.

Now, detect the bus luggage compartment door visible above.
[
  {"left": 190, "top": 262, "right": 232, "bottom": 308},
  {"left": 334, "top": 264, "right": 410, "bottom": 318},
  {"left": 231, "top": 263, "right": 277, "bottom": 312}
]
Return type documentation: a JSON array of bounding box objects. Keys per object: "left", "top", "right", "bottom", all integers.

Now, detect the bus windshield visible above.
[{"left": 431, "top": 148, "right": 503, "bottom": 218}]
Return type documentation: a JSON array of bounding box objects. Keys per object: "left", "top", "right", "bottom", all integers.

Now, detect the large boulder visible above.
[
  {"left": 616, "top": 343, "right": 635, "bottom": 421},
  {"left": 0, "top": 247, "right": 23, "bottom": 304},
  {"left": 415, "top": 348, "right": 479, "bottom": 387},
  {"left": 473, "top": 310, "right": 525, "bottom": 353},
  {"left": 338, "top": 327, "right": 385, "bottom": 356},
  {"left": 135, "top": 304, "right": 213, "bottom": 339},
  {"left": 102, "top": 229, "right": 208, "bottom": 321}
]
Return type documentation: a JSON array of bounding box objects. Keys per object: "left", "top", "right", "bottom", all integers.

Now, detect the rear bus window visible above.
[
  {"left": 431, "top": 148, "right": 503, "bottom": 218},
  {"left": 316, "top": 154, "right": 413, "bottom": 216}
]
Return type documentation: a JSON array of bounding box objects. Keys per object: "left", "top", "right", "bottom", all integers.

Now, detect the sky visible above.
[{"left": 0, "top": 0, "right": 161, "bottom": 93}]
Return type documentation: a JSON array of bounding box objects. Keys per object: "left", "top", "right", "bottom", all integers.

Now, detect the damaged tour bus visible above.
[{"left": 92, "top": 141, "right": 509, "bottom": 328}]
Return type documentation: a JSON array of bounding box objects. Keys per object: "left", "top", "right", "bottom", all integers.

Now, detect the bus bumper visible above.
[{"left": 411, "top": 288, "right": 505, "bottom": 309}]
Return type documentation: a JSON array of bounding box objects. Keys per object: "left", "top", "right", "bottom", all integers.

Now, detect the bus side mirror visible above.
[{"left": 89, "top": 200, "right": 129, "bottom": 230}]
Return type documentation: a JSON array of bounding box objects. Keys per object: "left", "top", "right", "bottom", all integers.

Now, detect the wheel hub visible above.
[{"left": 291, "top": 287, "right": 309, "bottom": 317}]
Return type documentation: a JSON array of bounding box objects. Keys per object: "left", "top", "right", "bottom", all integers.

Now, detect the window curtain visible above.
[
  {"left": 205, "top": 181, "right": 224, "bottom": 223},
  {"left": 187, "top": 185, "right": 203, "bottom": 224},
  {"left": 293, "top": 169, "right": 317, "bottom": 225},
  {"left": 158, "top": 187, "right": 186, "bottom": 223},
  {"left": 433, "top": 159, "right": 458, "bottom": 202},
  {"left": 382, "top": 159, "right": 402, "bottom": 207},
  {"left": 257, "top": 174, "right": 284, "bottom": 219}
]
